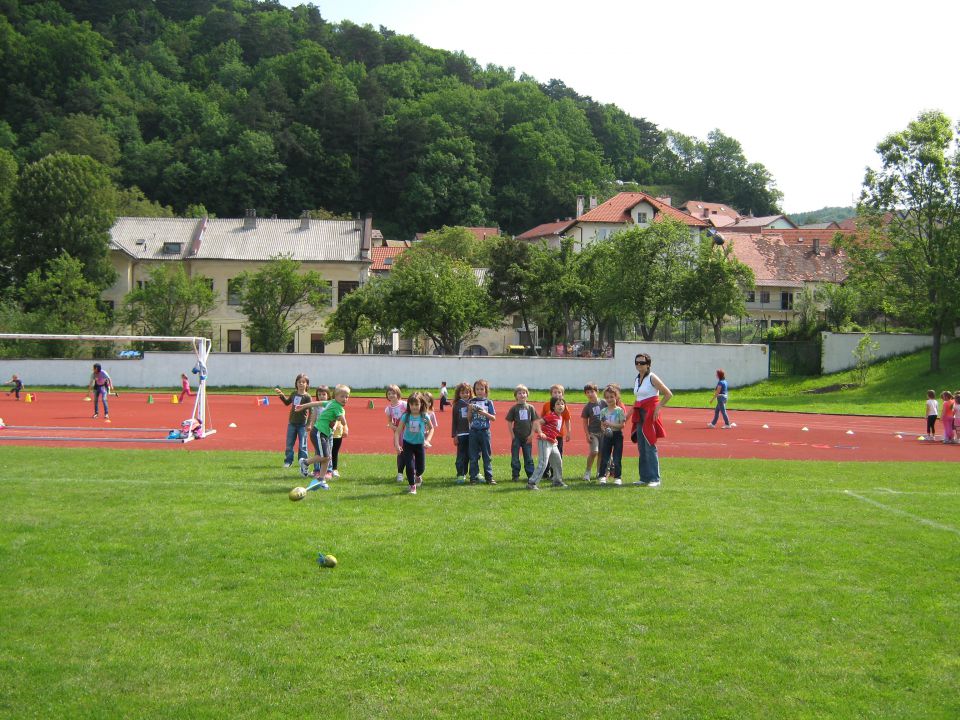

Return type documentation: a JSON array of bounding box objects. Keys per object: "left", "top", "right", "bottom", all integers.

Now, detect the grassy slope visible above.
[{"left": 2, "top": 448, "right": 959, "bottom": 718}]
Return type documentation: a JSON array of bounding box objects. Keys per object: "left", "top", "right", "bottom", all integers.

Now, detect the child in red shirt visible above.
[{"left": 527, "top": 396, "right": 567, "bottom": 490}]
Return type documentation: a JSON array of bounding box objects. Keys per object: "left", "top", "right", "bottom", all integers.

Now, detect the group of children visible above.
[
  {"left": 925, "top": 389, "right": 960, "bottom": 443},
  {"left": 277, "top": 375, "right": 648, "bottom": 497},
  {"left": 275, "top": 375, "right": 351, "bottom": 492}
]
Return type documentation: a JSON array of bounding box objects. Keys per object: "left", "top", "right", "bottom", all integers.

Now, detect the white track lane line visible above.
[{"left": 844, "top": 490, "right": 960, "bottom": 536}]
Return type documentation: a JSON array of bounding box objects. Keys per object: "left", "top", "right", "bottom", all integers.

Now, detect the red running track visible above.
[{"left": 0, "top": 392, "right": 956, "bottom": 462}]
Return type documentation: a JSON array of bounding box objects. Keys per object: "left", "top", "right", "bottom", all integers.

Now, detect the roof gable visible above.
[{"left": 578, "top": 192, "right": 709, "bottom": 227}]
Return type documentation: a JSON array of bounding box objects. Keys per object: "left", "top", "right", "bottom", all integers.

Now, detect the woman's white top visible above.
[{"left": 634, "top": 373, "right": 659, "bottom": 402}]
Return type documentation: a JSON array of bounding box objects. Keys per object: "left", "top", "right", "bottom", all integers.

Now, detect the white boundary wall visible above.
[
  {"left": 821, "top": 332, "right": 933, "bottom": 374},
  {"left": 0, "top": 341, "right": 769, "bottom": 391}
]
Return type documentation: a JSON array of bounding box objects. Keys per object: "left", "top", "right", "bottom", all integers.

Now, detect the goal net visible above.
[{"left": 0, "top": 333, "right": 216, "bottom": 443}]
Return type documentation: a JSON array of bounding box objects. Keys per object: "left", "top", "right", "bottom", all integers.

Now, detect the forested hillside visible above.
[{"left": 0, "top": 0, "right": 782, "bottom": 236}]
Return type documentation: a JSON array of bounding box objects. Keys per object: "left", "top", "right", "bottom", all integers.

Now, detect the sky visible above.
[{"left": 291, "top": 0, "right": 960, "bottom": 214}]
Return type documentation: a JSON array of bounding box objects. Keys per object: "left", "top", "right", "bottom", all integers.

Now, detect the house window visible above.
[
  {"left": 162, "top": 242, "right": 182, "bottom": 255},
  {"left": 780, "top": 292, "right": 794, "bottom": 310},
  {"left": 227, "top": 330, "right": 241, "bottom": 352},
  {"left": 759, "top": 291, "right": 770, "bottom": 304},
  {"left": 203, "top": 278, "right": 213, "bottom": 291},
  {"left": 745, "top": 290, "right": 756, "bottom": 303},
  {"left": 136, "top": 280, "right": 149, "bottom": 290},
  {"left": 227, "top": 278, "right": 242, "bottom": 306},
  {"left": 637, "top": 212, "right": 648, "bottom": 224},
  {"left": 338, "top": 281, "right": 359, "bottom": 302},
  {"left": 310, "top": 334, "right": 325, "bottom": 354}
]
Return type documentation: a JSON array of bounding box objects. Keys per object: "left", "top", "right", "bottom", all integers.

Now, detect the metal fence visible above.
[{"left": 767, "top": 340, "right": 822, "bottom": 376}]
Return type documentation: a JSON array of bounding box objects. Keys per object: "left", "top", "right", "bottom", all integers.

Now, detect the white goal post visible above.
[{"left": 0, "top": 333, "right": 216, "bottom": 442}]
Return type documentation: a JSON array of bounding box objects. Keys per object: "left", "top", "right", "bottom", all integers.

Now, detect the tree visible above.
[
  {"left": 595, "top": 220, "right": 695, "bottom": 340},
  {"left": 483, "top": 235, "right": 539, "bottom": 353},
  {"left": 324, "top": 279, "right": 389, "bottom": 353},
  {"left": 848, "top": 110, "right": 960, "bottom": 372},
  {"left": 681, "top": 238, "right": 754, "bottom": 343},
  {"left": 234, "top": 256, "right": 331, "bottom": 352},
  {"left": 11, "top": 153, "right": 117, "bottom": 289},
  {"left": 120, "top": 263, "right": 218, "bottom": 346},
  {"left": 0, "top": 148, "right": 17, "bottom": 289},
  {"left": 382, "top": 249, "right": 499, "bottom": 354},
  {"left": 18, "top": 252, "right": 111, "bottom": 357},
  {"left": 816, "top": 283, "right": 858, "bottom": 331}
]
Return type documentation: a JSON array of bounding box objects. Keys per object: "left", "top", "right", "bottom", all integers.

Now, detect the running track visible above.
[{"left": 1, "top": 392, "right": 956, "bottom": 462}]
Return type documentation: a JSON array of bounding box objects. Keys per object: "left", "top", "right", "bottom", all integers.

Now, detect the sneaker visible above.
[
  {"left": 299, "top": 458, "right": 310, "bottom": 477},
  {"left": 707, "top": 423, "right": 715, "bottom": 428},
  {"left": 551, "top": 479, "right": 567, "bottom": 488},
  {"left": 722, "top": 424, "right": 732, "bottom": 429},
  {"left": 455, "top": 476, "right": 466, "bottom": 485},
  {"left": 93, "top": 413, "right": 99, "bottom": 418},
  {"left": 632, "top": 480, "right": 648, "bottom": 486},
  {"left": 511, "top": 476, "right": 521, "bottom": 482},
  {"left": 396, "top": 473, "right": 404, "bottom": 483},
  {"left": 324, "top": 472, "right": 333, "bottom": 481},
  {"left": 307, "top": 478, "right": 329, "bottom": 491},
  {"left": 331, "top": 469, "right": 340, "bottom": 478},
  {"left": 599, "top": 477, "right": 607, "bottom": 485},
  {"left": 415, "top": 476, "right": 423, "bottom": 487},
  {"left": 583, "top": 472, "right": 591, "bottom": 482},
  {"left": 104, "top": 415, "right": 110, "bottom": 420},
  {"left": 526, "top": 482, "right": 540, "bottom": 491},
  {"left": 284, "top": 461, "right": 292, "bottom": 468},
  {"left": 647, "top": 480, "right": 661, "bottom": 488},
  {"left": 408, "top": 484, "right": 418, "bottom": 494},
  {"left": 487, "top": 478, "right": 497, "bottom": 485},
  {"left": 613, "top": 478, "right": 622, "bottom": 486},
  {"left": 469, "top": 477, "right": 480, "bottom": 485}
]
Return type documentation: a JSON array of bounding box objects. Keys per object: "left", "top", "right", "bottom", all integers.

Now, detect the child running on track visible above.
[
  {"left": 5, "top": 374, "right": 23, "bottom": 400},
  {"left": 179, "top": 373, "right": 193, "bottom": 404}
]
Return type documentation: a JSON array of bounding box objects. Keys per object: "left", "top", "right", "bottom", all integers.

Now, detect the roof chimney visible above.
[
  {"left": 576, "top": 195, "right": 585, "bottom": 217},
  {"left": 813, "top": 237, "right": 821, "bottom": 255},
  {"left": 360, "top": 212, "right": 373, "bottom": 260},
  {"left": 300, "top": 211, "right": 310, "bottom": 231},
  {"left": 589, "top": 196, "right": 598, "bottom": 210},
  {"left": 243, "top": 208, "right": 257, "bottom": 230}
]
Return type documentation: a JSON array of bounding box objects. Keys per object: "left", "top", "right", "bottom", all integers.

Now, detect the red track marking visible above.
[{"left": 1, "top": 393, "right": 956, "bottom": 462}]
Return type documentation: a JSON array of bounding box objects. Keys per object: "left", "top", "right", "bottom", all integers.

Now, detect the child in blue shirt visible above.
[
  {"left": 468, "top": 378, "right": 496, "bottom": 484},
  {"left": 395, "top": 391, "right": 434, "bottom": 495}
]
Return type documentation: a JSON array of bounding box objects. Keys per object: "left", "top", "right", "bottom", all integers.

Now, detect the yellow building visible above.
[{"left": 105, "top": 212, "right": 373, "bottom": 353}]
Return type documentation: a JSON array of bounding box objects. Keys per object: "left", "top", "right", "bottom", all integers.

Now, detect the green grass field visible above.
[{"left": 2, "top": 447, "right": 958, "bottom": 718}]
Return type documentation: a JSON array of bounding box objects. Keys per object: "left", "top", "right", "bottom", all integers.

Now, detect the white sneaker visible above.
[
  {"left": 583, "top": 472, "right": 591, "bottom": 482},
  {"left": 396, "top": 473, "right": 404, "bottom": 483},
  {"left": 647, "top": 480, "right": 661, "bottom": 487},
  {"left": 613, "top": 478, "right": 622, "bottom": 486},
  {"left": 331, "top": 469, "right": 340, "bottom": 478},
  {"left": 408, "top": 484, "right": 417, "bottom": 494},
  {"left": 722, "top": 424, "right": 732, "bottom": 429},
  {"left": 707, "top": 423, "right": 715, "bottom": 428},
  {"left": 298, "top": 457, "right": 310, "bottom": 477},
  {"left": 284, "top": 461, "right": 292, "bottom": 468},
  {"left": 599, "top": 477, "right": 607, "bottom": 485}
]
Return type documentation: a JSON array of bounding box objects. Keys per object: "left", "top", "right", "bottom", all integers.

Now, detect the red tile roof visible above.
[
  {"left": 517, "top": 219, "right": 576, "bottom": 241},
  {"left": 679, "top": 200, "right": 741, "bottom": 220},
  {"left": 578, "top": 192, "right": 709, "bottom": 227},
  {"left": 723, "top": 231, "right": 847, "bottom": 285},
  {"left": 370, "top": 246, "right": 407, "bottom": 272}
]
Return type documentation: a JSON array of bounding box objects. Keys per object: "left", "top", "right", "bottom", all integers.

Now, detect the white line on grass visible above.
[{"left": 844, "top": 490, "right": 960, "bottom": 536}]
